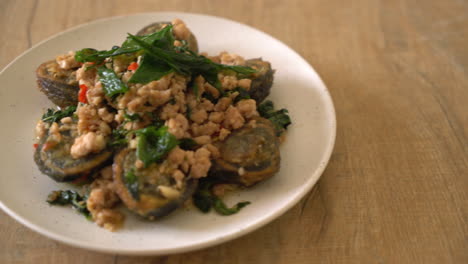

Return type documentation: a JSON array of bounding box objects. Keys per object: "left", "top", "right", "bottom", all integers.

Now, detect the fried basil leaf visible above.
[
  {"left": 258, "top": 100, "right": 292, "bottom": 135},
  {"left": 124, "top": 169, "right": 139, "bottom": 200},
  {"left": 213, "top": 198, "right": 250, "bottom": 215},
  {"left": 97, "top": 66, "right": 129, "bottom": 97},
  {"left": 128, "top": 55, "right": 173, "bottom": 84},
  {"left": 41, "top": 106, "right": 77, "bottom": 123},
  {"left": 47, "top": 190, "right": 91, "bottom": 219},
  {"left": 126, "top": 33, "right": 256, "bottom": 87},
  {"left": 109, "top": 128, "right": 130, "bottom": 148},
  {"left": 193, "top": 178, "right": 250, "bottom": 215},
  {"left": 136, "top": 126, "right": 178, "bottom": 167},
  {"left": 74, "top": 26, "right": 175, "bottom": 63}
]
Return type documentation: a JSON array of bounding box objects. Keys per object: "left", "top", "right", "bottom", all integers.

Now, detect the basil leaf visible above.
[
  {"left": 268, "top": 109, "right": 291, "bottom": 133},
  {"left": 74, "top": 26, "right": 175, "bottom": 63},
  {"left": 124, "top": 169, "right": 139, "bottom": 200},
  {"left": 186, "top": 104, "right": 192, "bottom": 119},
  {"left": 144, "top": 25, "right": 175, "bottom": 50},
  {"left": 126, "top": 34, "right": 188, "bottom": 74},
  {"left": 192, "top": 177, "right": 250, "bottom": 215},
  {"left": 97, "top": 66, "right": 129, "bottom": 97},
  {"left": 152, "top": 116, "right": 166, "bottom": 128},
  {"left": 228, "top": 87, "right": 251, "bottom": 103},
  {"left": 126, "top": 33, "right": 256, "bottom": 86},
  {"left": 75, "top": 48, "right": 113, "bottom": 63},
  {"left": 78, "top": 27, "right": 256, "bottom": 90},
  {"left": 74, "top": 48, "right": 95, "bottom": 62},
  {"left": 213, "top": 198, "right": 250, "bottom": 215},
  {"left": 258, "top": 100, "right": 292, "bottom": 135},
  {"left": 136, "top": 126, "right": 179, "bottom": 167},
  {"left": 41, "top": 106, "right": 76, "bottom": 123},
  {"left": 193, "top": 192, "right": 213, "bottom": 213},
  {"left": 121, "top": 25, "right": 174, "bottom": 53},
  {"left": 192, "top": 83, "right": 200, "bottom": 99},
  {"left": 192, "top": 178, "right": 216, "bottom": 213},
  {"left": 128, "top": 55, "right": 173, "bottom": 84},
  {"left": 47, "top": 190, "right": 91, "bottom": 219},
  {"left": 143, "top": 112, "right": 165, "bottom": 128},
  {"left": 109, "top": 128, "right": 129, "bottom": 148},
  {"left": 75, "top": 47, "right": 136, "bottom": 63},
  {"left": 124, "top": 112, "right": 141, "bottom": 121}
]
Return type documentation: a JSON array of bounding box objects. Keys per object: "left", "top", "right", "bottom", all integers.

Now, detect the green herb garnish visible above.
[
  {"left": 126, "top": 33, "right": 256, "bottom": 88},
  {"left": 213, "top": 198, "right": 250, "bottom": 215},
  {"left": 193, "top": 178, "right": 250, "bottom": 215},
  {"left": 124, "top": 169, "right": 139, "bottom": 200},
  {"left": 136, "top": 126, "right": 179, "bottom": 167},
  {"left": 109, "top": 128, "right": 130, "bottom": 148},
  {"left": 97, "top": 66, "right": 129, "bottom": 97},
  {"left": 41, "top": 106, "right": 77, "bottom": 123},
  {"left": 192, "top": 83, "right": 199, "bottom": 100},
  {"left": 47, "top": 190, "right": 91, "bottom": 219},
  {"left": 144, "top": 112, "right": 165, "bottom": 127},
  {"left": 74, "top": 26, "right": 175, "bottom": 64},
  {"left": 128, "top": 55, "right": 173, "bottom": 84},
  {"left": 229, "top": 87, "right": 251, "bottom": 103},
  {"left": 124, "top": 112, "right": 141, "bottom": 121},
  {"left": 75, "top": 48, "right": 115, "bottom": 64},
  {"left": 193, "top": 180, "right": 213, "bottom": 213},
  {"left": 75, "top": 25, "right": 256, "bottom": 93},
  {"left": 258, "top": 100, "right": 292, "bottom": 135}
]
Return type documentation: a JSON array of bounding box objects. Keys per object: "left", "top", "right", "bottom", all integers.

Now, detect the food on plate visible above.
[
  {"left": 137, "top": 20, "right": 199, "bottom": 53},
  {"left": 244, "top": 59, "right": 274, "bottom": 103},
  {"left": 33, "top": 19, "right": 291, "bottom": 231},
  {"left": 35, "top": 19, "right": 198, "bottom": 108},
  {"left": 209, "top": 117, "right": 280, "bottom": 187},
  {"left": 36, "top": 60, "right": 80, "bottom": 108},
  {"left": 34, "top": 106, "right": 113, "bottom": 182},
  {"left": 113, "top": 148, "right": 198, "bottom": 220}
]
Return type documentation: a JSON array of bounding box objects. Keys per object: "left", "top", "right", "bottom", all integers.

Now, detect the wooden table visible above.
[{"left": 1, "top": 0, "right": 467, "bottom": 263}]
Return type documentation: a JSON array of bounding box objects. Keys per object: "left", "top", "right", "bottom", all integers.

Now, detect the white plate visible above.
[{"left": 0, "top": 12, "right": 336, "bottom": 255}]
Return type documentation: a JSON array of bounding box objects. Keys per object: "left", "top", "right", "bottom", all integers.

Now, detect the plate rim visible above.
[{"left": 0, "top": 11, "right": 336, "bottom": 256}]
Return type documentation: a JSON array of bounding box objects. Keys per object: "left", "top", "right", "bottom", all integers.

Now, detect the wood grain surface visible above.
[{"left": 1, "top": 0, "right": 467, "bottom": 263}]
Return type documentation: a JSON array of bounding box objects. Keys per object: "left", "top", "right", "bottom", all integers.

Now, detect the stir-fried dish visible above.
[{"left": 33, "top": 19, "right": 291, "bottom": 231}]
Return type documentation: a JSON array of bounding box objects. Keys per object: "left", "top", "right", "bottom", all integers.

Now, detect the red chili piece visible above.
[
  {"left": 79, "top": 84, "right": 88, "bottom": 104},
  {"left": 128, "top": 62, "right": 139, "bottom": 71}
]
